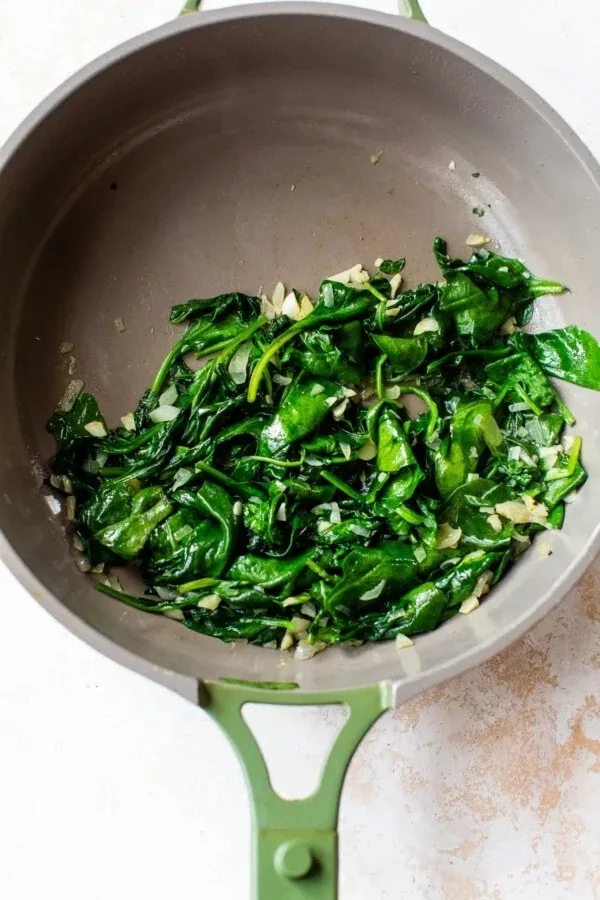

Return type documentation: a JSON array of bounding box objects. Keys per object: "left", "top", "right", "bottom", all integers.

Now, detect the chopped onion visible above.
[
  {"left": 164, "top": 609, "right": 185, "bottom": 621},
  {"left": 58, "top": 379, "right": 85, "bottom": 412},
  {"left": 59, "top": 340, "right": 74, "bottom": 354},
  {"left": 305, "top": 456, "right": 323, "bottom": 467},
  {"left": 539, "top": 445, "right": 563, "bottom": 458},
  {"left": 120, "top": 412, "right": 136, "bottom": 431},
  {"left": 348, "top": 263, "right": 370, "bottom": 284},
  {"left": 479, "top": 506, "right": 495, "bottom": 514},
  {"left": 66, "top": 495, "right": 77, "bottom": 522},
  {"left": 84, "top": 420, "right": 107, "bottom": 438},
  {"left": 228, "top": 341, "right": 252, "bottom": 385},
  {"left": 357, "top": 437, "right": 377, "bottom": 461},
  {"left": 342, "top": 387, "right": 357, "bottom": 398},
  {"left": 276, "top": 502, "right": 287, "bottom": 522},
  {"left": 523, "top": 494, "right": 548, "bottom": 517},
  {"left": 374, "top": 256, "right": 384, "bottom": 268},
  {"left": 291, "top": 616, "right": 310, "bottom": 634},
  {"left": 317, "top": 520, "right": 333, "bottom": 533},
  {"left": 114, "top": 317, "right": 126, "bottom": 332},
  {"left": 174, "top": 524, "right": 193, "bottom": 543},
  {"left": 329, "top": 268, "right": 351, "bottom": 284},
  {"left": 332, "top": 399, "right": 349, "bottom": 420},
  {"left": 108, "top": 572, "right": 123, "bottom": 592},
  {"left": 282, "top": 595, "right": 303, "bottom": 608},
  {"left": 273, "top": 373, "right": 292, "bottom": 386},
  {"left": 272, "top": 281, "right": 285, "bottom": 314},
  {"left": 563, "top": 435, "right": 575, "bottom": 452},
  {"left": 280, "top": 631, "right": 294, "bottom": 651},
  {"left": 75, "top": 557, "right": 92, "bottom": 573},
  {"left": 310, "top": 383, "right": 324, "bottom": 395},
  {"left": 149, "top": 405, "right": 180, "bottom": 423},
  {"left": 460, "top": 570, "right": 493, "bottom": 616},
  {"left": 508, "top": 402, "right": 530, "bottom": 412},
  {"left": 233, "top": 500, "right": 243, "bottom": 516},
  {"left": 282, "top": 291, "right": 302, "bottom": 321},
  {"left": 435, "top": 523, "right": 462, "bottom": 550},
  {"left": 172, "top": 467, "right": 193, "bottom": 490},
  {"left": 460, "top": 596, "right": 480, "bottom": 615},
  {"left": 339, "top": 442, "right": 352, "bottom": 460},
  {"left": 508, "top": 445, "right": 522, "bottom": 462},
  {"left": 465, "top": 233, "right": 491, "bottom": 247},
  {"left": 414, "top": 545, "right": 426, "bottom": 563},
  {"left": 521, "top": 450, "right": 538, "bottom": 467},
  {"left": 301, "top": 602, "right": 317, "bottom": 618},
  {"left": 448, "top": 160, "right": 456, "bottom": 171},
  {"left": 329, "top": 501, "right": 341, "bottom": 525},
  {"left": 500, "top": 316, "right": 517, "bottom": 336},
  {"left": 72, "top": 534, "right": 85, "bottom": 552},
  {"left": 413, "top": 317, "right": 440, "bottom": 336},
  {"left": 360, "top": 580, "right": 386, "bottom": 601},
  {"left": 155, "top": 586, "right": 178, "bottom": 601},
  {"left": 196, "top": 594, "right": 221, "bottom": 610},
  {"left": 50, "top": 473, "right": 73, "bottom": 494},
  {"left": 159, "top": 383, "right": 178, "bottom": 406},
  {"left": 495, "top": 499, "right": 547, "bottom": 524},
  {"left": 536, "top": 537, "right": 552, "bottom": 559},
  {"left": 349, "top": 523, "right": 371, "bottom": 537},
  {"left": 295, "top": 639, "right": 328, "bottom": 661},
  {"left": 325, "top": 396, "right": 338, "bottom": 407},
  {"left": 389, "top": 273, "right": 403, "bottom": 297},
  {"left": 260, "top": 296, "right": 277, "bottom": 319},
  {"left": 395, "top": 634, "right": 414, "bottom": 650},
  {"left": 384, "top": 385, "right": 402, "bottom": 399},
  {"left": 298, "top": 293, "right": 314, "bottom": 319},
  {"left": 487, "top": 514, "right": 502, "bottom": 533}
]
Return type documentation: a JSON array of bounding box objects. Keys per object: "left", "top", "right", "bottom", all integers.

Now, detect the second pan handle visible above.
[{"left": 180, "top": 0, "right": 427, "bottom": 23}]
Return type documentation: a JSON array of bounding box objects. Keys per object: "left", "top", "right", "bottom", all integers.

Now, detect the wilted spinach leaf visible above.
[{"left": 45, "top": 236, "right": 594, "bottom": 656}]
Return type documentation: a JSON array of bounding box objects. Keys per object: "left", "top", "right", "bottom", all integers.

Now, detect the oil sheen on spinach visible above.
[{"left": 46, "top": 238, "right": 600, "bottom": 657}]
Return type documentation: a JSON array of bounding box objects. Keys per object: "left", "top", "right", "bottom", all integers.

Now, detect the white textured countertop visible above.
[{"left": 1, "top": 1, "right": 600, "bottom": 897}]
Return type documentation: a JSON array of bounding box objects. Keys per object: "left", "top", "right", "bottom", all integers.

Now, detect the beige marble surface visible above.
[{"left": 1, "top": 1, "right": 599, "bottom": 898}]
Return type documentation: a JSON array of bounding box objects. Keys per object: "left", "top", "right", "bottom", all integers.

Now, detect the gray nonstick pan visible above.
[{"left": 1, "top": 2, "right": 599, "bottom": 897}]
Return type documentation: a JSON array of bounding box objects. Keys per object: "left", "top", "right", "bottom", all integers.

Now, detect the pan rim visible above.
[{"left": 1, "top": 2, "right": 599, "bottom": 702}]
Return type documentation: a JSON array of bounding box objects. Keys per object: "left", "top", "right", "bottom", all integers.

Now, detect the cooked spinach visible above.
[{"left": 47, "top": 238, "right": 597, "bottom": 658}]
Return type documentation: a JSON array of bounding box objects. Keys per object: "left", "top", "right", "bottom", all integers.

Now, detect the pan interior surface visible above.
[{"left": 1, "top": 7, "right": 599, "bottom": 691}]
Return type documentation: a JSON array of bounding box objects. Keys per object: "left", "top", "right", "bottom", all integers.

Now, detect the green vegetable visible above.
[
  {"left": 511, "top": 327, "right": 600, "bottom": 390},
  {"left": 46, "top": 237, "right": 595, "bottom": 654}
]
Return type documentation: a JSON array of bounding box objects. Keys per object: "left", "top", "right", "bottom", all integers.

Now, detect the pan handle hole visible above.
[{"left": 241, "top": 703, "right": 347, "bottom": 800}]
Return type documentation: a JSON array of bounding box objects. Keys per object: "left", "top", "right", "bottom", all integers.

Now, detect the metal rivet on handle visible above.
[{"left": 274, "top": 840, "right": 314, "bottom": 880}]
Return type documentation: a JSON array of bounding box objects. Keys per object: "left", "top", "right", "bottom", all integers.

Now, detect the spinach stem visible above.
[
  {"left": 320, "top": 470, "right": 363, "bottom": 503},
  {"left": 555, "top": 394, "right": 576, "bottom": 426},
  {"left": 306, "top": 558, "right": 334, "bottom": 582},
  {"left": 394, "top": 385, "right": 439, "bottom": 440},
  {"left": 97, "top": 582, "right": 199, "bottom": 611},
  {"left": 245, "top": 452, "right": 306, "bottom": 469},
  {"left": 247, "top": 321, "right": 306, "bottom": 402},
  {"left": 375, "top": 354, "right": 387, "bottom": 400},
  {"left": 194, "top": 460, "right": 266, "bottom": 499}
]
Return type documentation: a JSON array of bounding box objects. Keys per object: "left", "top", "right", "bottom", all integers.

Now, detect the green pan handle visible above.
[
  {"left": 202, "top": 680, "right": 393, "bottom": 899},
  {"left": 180, "top": 1, "right": 428, "bottom": 22}
]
